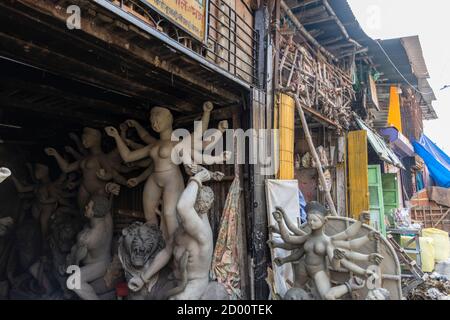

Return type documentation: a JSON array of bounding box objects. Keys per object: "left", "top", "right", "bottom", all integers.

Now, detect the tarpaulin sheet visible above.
[
  {"left": 265, "top": 179, "right": 300, "bottom": 298},
  {"left": 413, "top": 135, "right": 450, "bottom": 188}
]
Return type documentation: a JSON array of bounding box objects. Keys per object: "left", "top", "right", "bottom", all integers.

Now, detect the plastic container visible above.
[{"left": 422, "top": 228, "right": 450, "bottom": 262}]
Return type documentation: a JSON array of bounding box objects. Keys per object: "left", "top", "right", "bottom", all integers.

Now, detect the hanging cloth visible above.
[{"left": 211, "top": 177, "right": 242, "bottom": 299}]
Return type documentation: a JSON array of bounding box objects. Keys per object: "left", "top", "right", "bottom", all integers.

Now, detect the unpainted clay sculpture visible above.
[
  {"left": 104, "top": 102, "right": 229, "bottom": 284},
  {"left": 128, "top": 166, "right": 227, "bottom": 300},
  {"left": 45, "top": 127, "right": 127, "bottom": 208},
  {"left": 10, "top": 164, "right": 75, "bottom": 248},
  {"left": 66, "top": 194, "right": 113, "bottom": 300},
  {"left": 271, "top": 202, "right": 384, "bottom": 300},
  {"left": 117, "top": 222, "right": 170, "bottom": 299}
]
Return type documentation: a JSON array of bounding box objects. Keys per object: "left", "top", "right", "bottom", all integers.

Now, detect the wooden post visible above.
[{"left": 293, "top": 95, "right": 338, "bottom": 216}]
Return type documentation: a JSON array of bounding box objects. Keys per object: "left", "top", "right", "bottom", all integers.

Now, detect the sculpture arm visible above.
[
  {"left": 339, "top": 259, "right": 368, "bottom": 277},
  {"left": 129, "top": 166, "right": 153, "bottom": 185},
  {"left": 276, "top": 217, "right": 309, "bottom": 245},
  {"left": 113, "top": 135, "right": 151, "bottom": 163},
  {"left": 132, "top": 121, "right": 156, "bottom": 145},
  {"left": 141, "top": 244, "right": 173, "bottom": 284},
  {"left": 275, "top": 249, "right": 305, "bottom": 266},
  {"left": 10, "top": 176, "right": 34, "bottom": 193},
  {"left": 176, "top": 180, "right": 206, "bottom": 242},
  {"left": 278, "top": 207, "right": 307, "bottom": 236},
  {"left": 333, "top": 234, "right": 371, "bottom": 250},
  {"left": 69, "top": 133, "right": 89, "bottom": 156},
  {"left": 203, "top": 120, "right": 228, "bottom": 151},
  {"left": 65, "top": 146, "right": 84, "bottom": 161},
  {"left": 51, "top": 151, "right": 80, "bottom": 173},
  {"left": 331, "top": 221, "right": 362, "bottom": 241}
]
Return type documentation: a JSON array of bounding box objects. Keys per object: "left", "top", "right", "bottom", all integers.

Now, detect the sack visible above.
[{"left": 422, "top": 228, "right": 450, "bottom": 262}]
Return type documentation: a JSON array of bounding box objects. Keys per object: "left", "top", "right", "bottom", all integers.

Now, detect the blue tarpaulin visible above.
[{"left": 413, "top": 135, "right": 450, "bottom": 188}]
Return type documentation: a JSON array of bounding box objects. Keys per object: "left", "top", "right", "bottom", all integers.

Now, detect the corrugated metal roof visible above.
[
  {"left": 327, "top": 1, "right": 438, "bottom": 121},
  {"left": 356, "top": 118, "right": 405, "bottom": 169},
  {"left": 401, "top": 36, "right": 429, "bottom": 79}
]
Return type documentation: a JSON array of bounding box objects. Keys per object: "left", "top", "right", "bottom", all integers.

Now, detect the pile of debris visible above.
[
  {"left": 407, "top": 273, "right": 450, "bottom": 300},
  {"left": 278, "top": 34, "right": 355, "bottom": 129}
]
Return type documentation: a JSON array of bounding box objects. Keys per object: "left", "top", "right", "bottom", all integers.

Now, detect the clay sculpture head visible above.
[
  {"left": 34, "top": 163, "right": 50, "bottom": 181},
  {"left": 84, "top": 194, "right": 111, "bottom": 219},
  {"left": 306, "top": 201, "right": 328, "bottom": 230},
  {"left": 150, "top": 107, "right": 173, "bottom": 133},
  {"left": 82, "top": 127, "right": 102, "bottom": 149}
]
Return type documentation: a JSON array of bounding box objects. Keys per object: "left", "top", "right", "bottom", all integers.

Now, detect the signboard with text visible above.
[{"left": 140, "top": 0, "right": 208, "bottom": 42}]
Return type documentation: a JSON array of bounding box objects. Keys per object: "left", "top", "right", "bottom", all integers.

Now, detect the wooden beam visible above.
[
  {"left": 7, "top": 0, "right": 241, "bottom": 102},
  {"left": 0, "top": 77, "right": 147, "bottom": 120},
  {"left": 0, "top": 31, "right": 198, "bottom": 113}
]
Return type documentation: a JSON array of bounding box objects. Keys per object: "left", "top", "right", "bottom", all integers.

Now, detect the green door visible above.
[
  {"left": 368, "top": 165, "right": 386, "bottom": 236},
  {"left": 382, "top": 173, "right": 399, "bottom": 228}
]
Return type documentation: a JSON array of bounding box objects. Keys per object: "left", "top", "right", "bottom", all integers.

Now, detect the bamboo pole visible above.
[{"left": 292, "top": 94, "right": 338, "bottom": 216}]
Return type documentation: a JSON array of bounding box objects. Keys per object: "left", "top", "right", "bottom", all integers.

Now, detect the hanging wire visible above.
[{"left": 375, "top": 40, "right": 435, "bottom": 96}]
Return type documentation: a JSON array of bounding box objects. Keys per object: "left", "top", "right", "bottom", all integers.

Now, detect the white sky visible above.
[{"left": 347, "top": 0, "right": 450, "bottom": 154}]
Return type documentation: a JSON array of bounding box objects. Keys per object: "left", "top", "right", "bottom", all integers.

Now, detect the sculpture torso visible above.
[
  {"left": 77, "top": 214, "right": 113, "bottom": 265},
  {"left": 173, "top": 215, "right": 213, "bottom": 281},
  {"left": 149, "top": 140, "right": 178, "bottom": 173},
  {"left": 80, "top": 155, "right": 107, "bottom": 193}
]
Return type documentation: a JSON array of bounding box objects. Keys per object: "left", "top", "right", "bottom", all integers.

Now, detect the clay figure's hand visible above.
[
  {"left": 127, "top": 178, "right": 139, "bottom": 188},
  {"left": 333, "top": 248, "right": 346, "bottom": 260},
  {"left": 274, "top": 257, "right": 284, "bottom": 267},
  {"left": 105, "top": 182, "right": 120, "bottom": 196},
  {"left": 267, "top": 239, "right": 276, "bottom": 249},
  {"left": 368, "top": 231, "right": 381, "bottom": 242},
  {"left": 369, "top": 253, "right": 384, "bottom": 265},
  {"left": 272, "top": 209, "right": 283, "bottom": 223},
  {"left": 105, "top": 126, "right": 119, "bottom": 138},
  {"left": 126, "top": 119, "right": 139, "bottom": 128},
  {"left": 203, "top": 101, "right": 214, "bottom": 113},
  {"left": 184, "top": 164, "right": 200, "bottom": 176},
  {"left": 218, "top": 120, "right": 228, "bottom": 132},
  {"left": 128, "top": 275, "right": 145, "bottom": 292},
  {"left": 45, "top": 148, "right": 58, "bottom": 157},
  {"left": 211, "top": 171, "right": 225, "bottom": 181},
  {"left": 195, "top": 167, "right": 212, "bottom": 183}
]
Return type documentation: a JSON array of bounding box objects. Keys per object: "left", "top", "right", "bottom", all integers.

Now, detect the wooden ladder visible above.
[{"left": 387, "top": 234, "right": 425, "bottom": 295}]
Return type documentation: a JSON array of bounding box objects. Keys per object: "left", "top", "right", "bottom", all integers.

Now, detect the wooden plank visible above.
[{"left": 348, "top": 130, "right": 369, "bottom": 220}]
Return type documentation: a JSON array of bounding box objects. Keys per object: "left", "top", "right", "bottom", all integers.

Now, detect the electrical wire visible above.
[{"left": 375, "top": 40, "right": 435, "bottom": 96}]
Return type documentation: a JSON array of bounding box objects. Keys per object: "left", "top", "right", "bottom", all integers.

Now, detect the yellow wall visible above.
[
  {"left": 278, "top": 94, "right": 295, "bottom": 180},
  {"left": 348, "top": 130, "right": 369, "bottom": 220},
  {"left": 387, "top": 86, "right": 403, "bottom": 133}
]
